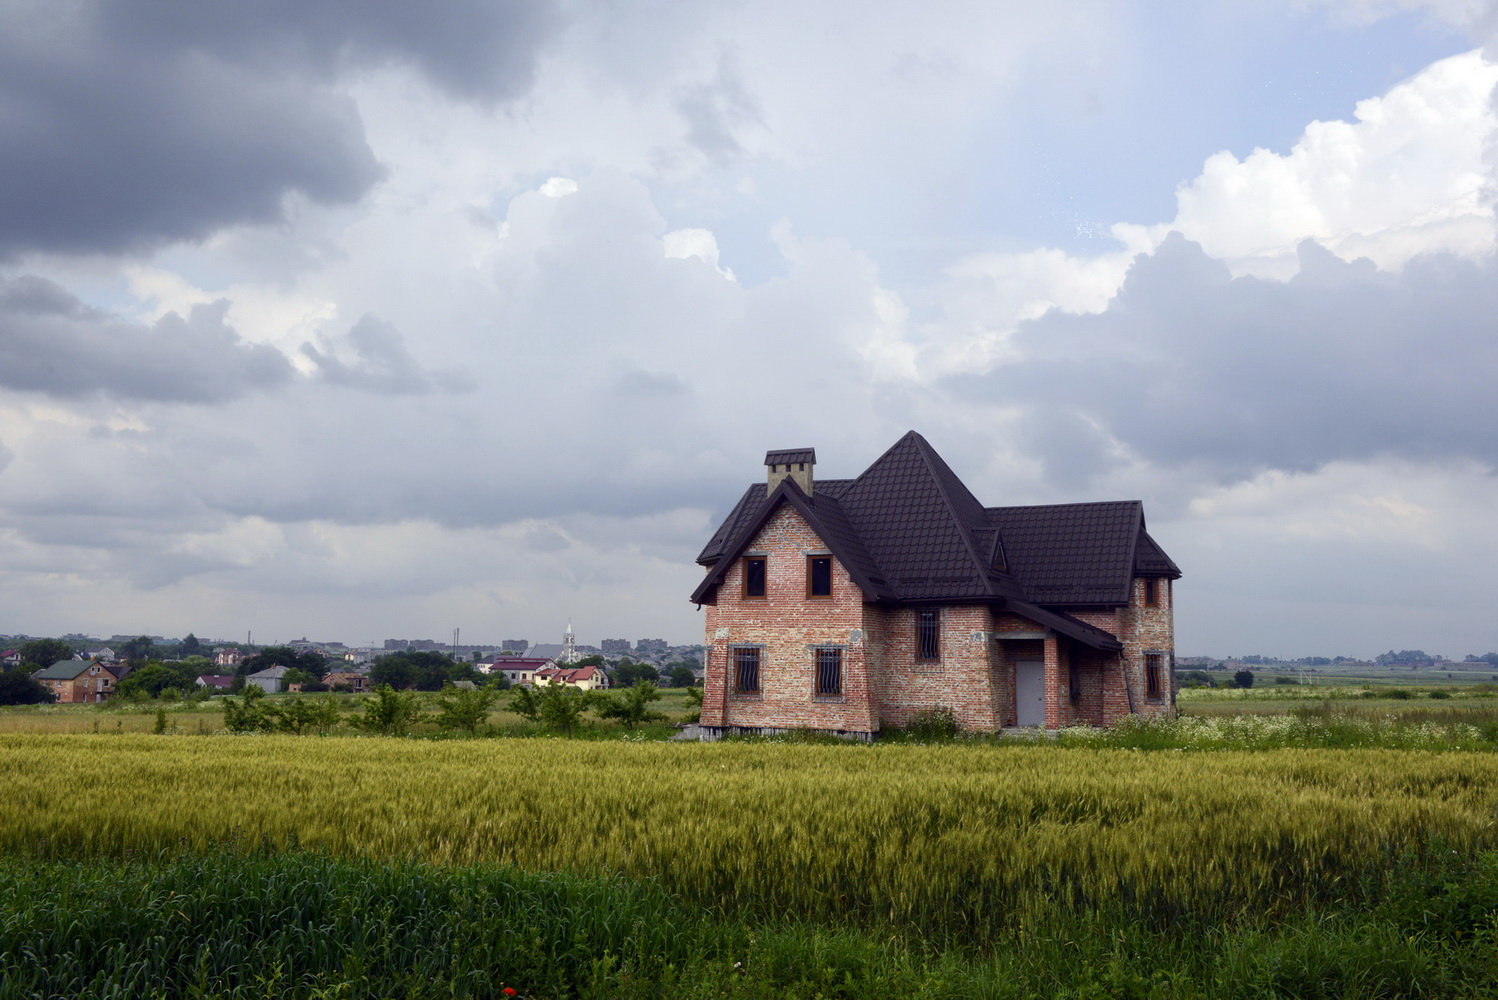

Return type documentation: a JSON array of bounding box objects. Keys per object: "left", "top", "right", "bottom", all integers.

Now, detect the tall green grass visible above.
[{"left": 1, "top": 850, "right": 1495, "bottom": 999}]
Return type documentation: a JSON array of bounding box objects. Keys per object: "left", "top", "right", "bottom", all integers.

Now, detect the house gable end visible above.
[{"left": 690, "top": 481, "right": 889, "bottom": 605}]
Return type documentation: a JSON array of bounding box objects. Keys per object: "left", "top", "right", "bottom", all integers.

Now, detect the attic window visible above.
[
  {"left": 742, "top": 556, "right": 766, "bottom": 599},
  {"left": 1143, "top": 578, "right": 1160, "bottom": 607},
  {"left": 807, "top": 556, "right": 832, "bottom": 598}
]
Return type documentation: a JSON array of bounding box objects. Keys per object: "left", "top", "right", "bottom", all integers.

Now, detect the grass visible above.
[
  {"left": 1, "top": 829, "right": 1495, "bottom": 998},
  {"left": 4, "top": 688, "right": 1498, "bottom": 996}
]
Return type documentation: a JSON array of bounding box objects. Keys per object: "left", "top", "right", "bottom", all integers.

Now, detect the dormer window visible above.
[
  {"left": 742, "top": 556, "right": 767, "bottom": 599},
  {"left": 806, "top": 555, "right": 832, "bottom": 598}
]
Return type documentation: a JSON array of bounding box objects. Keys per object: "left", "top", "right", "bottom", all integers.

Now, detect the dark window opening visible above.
[
  {"left": 815, "top": 648, "right": 842, "bottom": 696},
  {"left": 1068, "top": 659, "right": 1080, "bottom": 705},
  {"left": 743, "top": 557, "right": 766, "bottom": 599},
  {"left": 734, "top": 647, "right": 761, "bottom": 694},
  {"left": 1143, "top": 578, "right": 1159, "bottom": 607},
  {"left": 807, "top": 556, "right": 832, "bottom": 597},
  {"left": 1145, "top": 653, "right": 1162, "bottom": 699},
  {"left": 917, "top": 610, "right": 940, "bottom": 661}
]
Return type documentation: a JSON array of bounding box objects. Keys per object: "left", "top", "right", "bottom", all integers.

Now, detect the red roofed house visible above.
[
  {"left": 690, "top": 432, "right": 1181, "bottom": 738},
  {"left": 533, "top": 665, "right": 610, "bottom": 691}
]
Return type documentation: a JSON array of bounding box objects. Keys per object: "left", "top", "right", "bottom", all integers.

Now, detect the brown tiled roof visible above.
[{"left": 692, "top": 431, "right": 1179, "bottom": 641}]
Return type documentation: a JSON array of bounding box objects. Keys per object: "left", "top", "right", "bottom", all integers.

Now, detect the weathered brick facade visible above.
[
  {"left": 694, "top": 433, "right": 1180, "bottom": 738},
  {"left": 701, "top": 506, "right": 1176, "bottom": 737}
]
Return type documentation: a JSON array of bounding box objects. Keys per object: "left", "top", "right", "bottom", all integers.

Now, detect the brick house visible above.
[
  {"left": 322, "top": 670, "right": 371, "bottom": 693},
  {"left": 690, "top": 432, "right": 1181, "bottom": 738},
  {"left": 31, "top": 659, "right": 119, "bottom": 703}
]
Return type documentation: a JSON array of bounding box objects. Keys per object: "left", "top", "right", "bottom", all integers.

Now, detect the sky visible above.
[{"left": 2, "top": 0, "right": 1498, "bottom": 659}]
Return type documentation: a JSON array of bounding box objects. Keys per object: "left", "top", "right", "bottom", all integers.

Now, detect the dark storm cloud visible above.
[
  {"left": 959, "top": 234, "right": 1498, "bottom": 480},
  {"left": 0, "top": 0, "right": 561, "bottom": 257},
  {"left": 0, "top": 275, "right": 295, "bottom": 402}
]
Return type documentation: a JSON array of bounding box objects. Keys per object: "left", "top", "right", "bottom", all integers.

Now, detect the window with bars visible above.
[
  {"left": 742, "top": 556, "right": 766, "bottom": 598},
  {"left": 806, "top": 555, "right": 832, "bottom": 598},
  {"left": 1145, "top": 653, "right": 1163, "bottom": 699},
  {"left": 815, "top": 648, "right": 842, "bottom": 697},
  {"left": 733, "top": 647, "right": 761, "bottom": 694},
  {"left": 916, "top": 609, "right": 940, "bottom": 661}
]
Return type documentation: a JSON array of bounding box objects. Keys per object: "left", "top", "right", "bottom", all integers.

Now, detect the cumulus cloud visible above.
[
  {"left": 963, "top": 234, "right": 1498, "bottom": 480},
  {"left": 1114, "top": 50, "right": 1498, "bottom": 276},
  {"left": 0, "top": 275, "right": 295, "bottom": 402},
  {"left": 0, "top": 0, "right": 561, "bottom": 257}
]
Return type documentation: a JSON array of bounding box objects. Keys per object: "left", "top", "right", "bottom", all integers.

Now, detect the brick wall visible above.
[
  {"left": 701, "top": 507, "right": 877, "bottom": 735},
  {"left": 1115, "top": 577, "right": 1176, "bottom": 720},
  {"left": 871, "top": 605, "right": 1000, "bottom": 730}
]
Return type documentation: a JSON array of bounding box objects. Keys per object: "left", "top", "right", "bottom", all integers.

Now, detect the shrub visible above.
[
  {"left": 900, "top": 706, "right": 960, "bottom": 741},
  {"left": 595, "top": 681, "right": 665, "bottom": 729},
  {"left": 0, "top": 668, "right": 54, "bottom": 706},
  {"left": 348, "top": 685, "right": 423, "bottom": 736}
]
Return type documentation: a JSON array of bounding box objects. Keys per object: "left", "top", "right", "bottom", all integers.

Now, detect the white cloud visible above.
[
  {"left": 662, "top": 227, "right": 735, "bottom": 280},
  {"left": 1114, "top": 49, "right": 1498, "bottom": 277},
  {"left": 538, "top": 176, "right": 579, "bottom": 198}
]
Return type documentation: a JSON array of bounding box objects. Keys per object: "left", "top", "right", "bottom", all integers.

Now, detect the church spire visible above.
[{"left": 561, "top": 619, "right": 577, "bottom": 664}]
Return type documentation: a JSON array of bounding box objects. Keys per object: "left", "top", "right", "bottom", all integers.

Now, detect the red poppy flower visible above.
[{"left": 503, "top": 989, "right": 517, "bottom": 997}]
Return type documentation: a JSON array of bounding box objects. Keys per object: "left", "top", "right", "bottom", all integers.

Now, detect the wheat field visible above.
[{"left": 5, "top": 734, "right": 1496, "bottom": 939}]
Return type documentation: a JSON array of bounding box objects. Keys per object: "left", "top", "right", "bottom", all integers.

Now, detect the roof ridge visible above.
[{"left": 987, "top": 499, "right": 1143, "bottom": 512}]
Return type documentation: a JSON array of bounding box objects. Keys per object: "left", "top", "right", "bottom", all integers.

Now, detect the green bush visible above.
[{"left": 899, "top": 706, "right": 960, "bottom": 741}]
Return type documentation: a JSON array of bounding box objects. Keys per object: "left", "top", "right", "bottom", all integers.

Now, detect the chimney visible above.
[{"left": 765, "top": 448, "right": 815, "bottom": 496}]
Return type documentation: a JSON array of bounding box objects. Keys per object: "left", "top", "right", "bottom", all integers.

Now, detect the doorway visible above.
[{"left": 1015, "top": 659, "right": 1045, "bottom": 727}]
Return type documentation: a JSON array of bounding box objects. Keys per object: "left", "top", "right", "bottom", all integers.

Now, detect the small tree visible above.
[
  {"left": 1232, "top": 669, "right": 1255, "bottom": 689},
  {"left": 434, "top": 683, "right": 500, "bottom": 736},
  {"left": 222, "top": 685, "right": 276, "bottom": 733},
  {"left": 596, "top": 680, "right": 665, "bottom": 729},
  {"left": 348, "top": 684, "right": 423, "bottom": 736},
  {"left": 274, "top": 696, "right": 342, "bottom": 735},
  {"left": 536, "top": 684, "right": 595, "bottom": 736},
  {"left": 667, "top": 665, "right": 697, "bottom": 688},
  {"left": 508, "top": 684, "right": 540, "bottom": 721}
]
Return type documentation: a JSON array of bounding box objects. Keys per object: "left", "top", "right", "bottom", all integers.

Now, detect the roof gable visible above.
[{"left": 691, "top": 479, "right": 893, "bottom": 605}]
